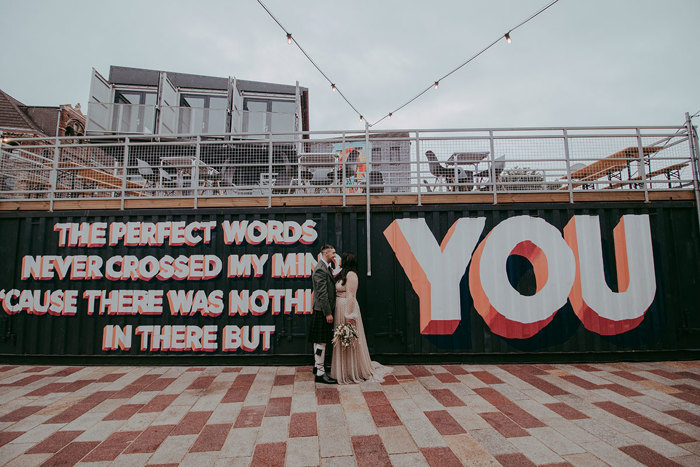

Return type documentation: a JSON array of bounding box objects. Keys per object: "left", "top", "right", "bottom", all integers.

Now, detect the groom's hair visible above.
[{"left": 320, "top": 244, "right": 334, "bottom": 253}]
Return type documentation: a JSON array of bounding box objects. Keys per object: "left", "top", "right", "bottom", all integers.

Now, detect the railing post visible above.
[
  {"left": 415, "top": 131, "right": 421, "bottom": 206},
  {"left": 341, "top": 133, "right": 347, "bottom": 207},
  {"left": 636, "top": 128, "right": 649, "bottom": 203},
  {"left": 193, "top": 136, "right": 201, "bottom": 209},
  {"left": 121, "top": 137, "right": 129, "bottom": 210},
  {"left": 365, "top": 121, "right": 371, "bottom": 277},
  {"left": 49, "top": 136, "right": 60, "bottom": 212},
  {"left": 268, "top": 132, "right": 273, "bottom": 208},
  {"left": 563, "top": 129, "right": 573, "bottom": 204},
  {"left": 685, "top": 112, "right": 700, "bottom": 234},
  {"left": 489, "top": 130, "right": 497, "bottom": 204}
]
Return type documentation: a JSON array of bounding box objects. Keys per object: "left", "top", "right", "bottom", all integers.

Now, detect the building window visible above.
[
  {"left": 113, "top": 90, "right": 157, "bottom": 133},
  {"left": 178, "top": 94, "right": 227, "bottom": 134},
  {"left": 242, "top": 98, "right": 295, "bottom": 135}
]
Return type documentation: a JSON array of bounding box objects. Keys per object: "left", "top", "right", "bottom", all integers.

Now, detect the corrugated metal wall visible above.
[{"left": 0, "top": 201, "right": 697, "bottom": 362}]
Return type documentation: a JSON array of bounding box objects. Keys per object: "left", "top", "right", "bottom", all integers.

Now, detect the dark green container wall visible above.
[{"left": 0, "top": 200, "right": 697, "bottom": 363}]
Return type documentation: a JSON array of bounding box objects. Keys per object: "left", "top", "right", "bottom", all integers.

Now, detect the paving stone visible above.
[
  {"left": 286, "top": 436, "right": 319, "bottom": 466},
  {"left": 377, "top": 425, "right": 418, "bottom": 454}
]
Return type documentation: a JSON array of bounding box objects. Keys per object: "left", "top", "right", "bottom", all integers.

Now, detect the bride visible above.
[{"left": 330, "top": 252, "right": 392, "bottom": 384}]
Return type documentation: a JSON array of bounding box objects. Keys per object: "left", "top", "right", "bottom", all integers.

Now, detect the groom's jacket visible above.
[{"left": 312, "top": 260, "right": 336, "bottom": 317}]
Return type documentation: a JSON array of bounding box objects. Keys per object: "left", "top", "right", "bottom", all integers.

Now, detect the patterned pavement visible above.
[{"left": 0, "top": 361, "right": 698, "bottom": 466}]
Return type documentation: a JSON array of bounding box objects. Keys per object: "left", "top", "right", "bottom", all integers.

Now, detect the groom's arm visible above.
[{"left": 312, "top": 267, "right": 332, "bottom": 317}]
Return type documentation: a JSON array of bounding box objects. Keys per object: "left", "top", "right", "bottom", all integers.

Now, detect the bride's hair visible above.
[{"left": 340, "top": 252, "right": 358, "bottom": 285}]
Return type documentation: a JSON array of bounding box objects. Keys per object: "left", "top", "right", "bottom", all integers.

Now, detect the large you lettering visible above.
[{"left": 384, "top": 215, "right": 656, "bottom": 339}]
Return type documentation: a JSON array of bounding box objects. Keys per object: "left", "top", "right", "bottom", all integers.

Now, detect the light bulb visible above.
[
  {"left": 434, "top": 81, "right": 439, "bottom": 89},
  {"left": 287, "top": 33, "right": 292, "bottom": 44},
  {"left": 359, "top": 115, "right": 364, "bottom": 122},
  {"left": 331, "top": 84, "right": 336, "bottom": 92},
  {"left": 388, "top": 113, "right": 392, "bottom": 119},
  {"left": 505, "top": 32, "right": 511, "bottom": 44}
]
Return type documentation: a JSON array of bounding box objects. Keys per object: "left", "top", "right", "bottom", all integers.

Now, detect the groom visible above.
[{"left": 309, "top": 244, "right": 338, "bottom": 384}]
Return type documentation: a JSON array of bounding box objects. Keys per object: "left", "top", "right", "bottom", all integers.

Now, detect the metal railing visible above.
[{"left": 1, "top": 121, "right": 698, "bottom": 208}]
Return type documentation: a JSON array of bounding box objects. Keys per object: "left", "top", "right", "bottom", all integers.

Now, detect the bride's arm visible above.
[{"left": 344, "top": 272, "right": 360, "bottom": 324}]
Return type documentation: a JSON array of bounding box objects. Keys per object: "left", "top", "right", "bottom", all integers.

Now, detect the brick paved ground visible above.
[{"left": 0, "top": 361, "right": 698, "bottom": 466}]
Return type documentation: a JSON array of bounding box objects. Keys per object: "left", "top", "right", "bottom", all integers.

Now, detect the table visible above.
[
  {"left": 297, "top": 153, "right": 338, "bottom": 193},
  {"left": 565, "top": 146, "right": 662, "bottom": 189},
  {"left": 444, "top": 152, "right": 488, "bottom": 191},
  {"left": 160, "top": 156, "right": 219, "bottom": 193},
  {"left": 58, "top": 161, "right": 146, "bottom": 196}
]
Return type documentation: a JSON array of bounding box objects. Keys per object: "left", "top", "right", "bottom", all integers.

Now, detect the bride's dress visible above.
[{"left": 330, "top": 271, "right": 392, "bottom": 384}]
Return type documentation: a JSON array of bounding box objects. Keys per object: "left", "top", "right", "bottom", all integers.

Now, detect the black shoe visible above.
[{"left": 315, "top": 373, "right": 337, "bottom": 384}]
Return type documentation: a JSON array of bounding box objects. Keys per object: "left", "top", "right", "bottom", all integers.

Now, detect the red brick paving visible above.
[
  {"left": 170, "top": 411, "right": 213, "bottom": 435},
  {"left": 189, "top": 423, "right": 232, "bottom": 452},
  {"left": 96, "top": 372, "right": 126, "bottom": 382},
  {"left": 146, "top": 377, "right": 175, "bottom": 391},
  {"left": 124, "top": 425, "right": 176, "bottom": 454},
  {"left": 0, "top": 431, "right": 23, "bottom": 447},
  {"left": 187, "top": 375, "right": 215, "bottom": 390},
  {"left": 474, "top": 387, "right": 545, "bottom": 428},
  {"left": 471, "top": 370, "right": 504, "bottom": 384},
  {"left": 82, "top": 431, "right": 140, "bottom": 462},
  {"left": 52, "top": 366, "right": 83, "bottom": 377},
  {"left": 0, "top": 363, "right": 697, "bottom": 465},
  {"left": 495, "top": 453, "right": 538, "bottom": 466},
  {"left": 595, "top": 401, "right": 694, "bottom": 444},
  {"left": 362, "top": 390, "right": 390, "bottom": 406},
  {"left": 351, "top": 434, "right": 391, "bottom": 467},
  {"left": 480, "top": 411, "right": 530, "bottom": 438},
  {"left": 289, "top": 412, "right": 317, "bottom": 438},
  {"left": 265, "top": 397, "right": 292, "bottom": 417},
  {"left": 545, "top": 401, "right": 589, "bottom": 420},
  {"left": 316, "top": 387, "right": 340, "bottom": 405},
  {"left": 27, "top": 430, "right": 83, "bottom": 454},
  {"left": 40, "top": 441, "right": 100, "bottom": 466},
  {"left": 367, "top": 403, "right": 402, "bottom": 427},
  {"left": 620, "top": 444, "right": 684, "bottom": 466},
  {"left": 251, "top": 441, "right": 286, "bottom": 467},
  {"left": 421, "top": 446, "right": 464, "bottom": 467},
  {"left": 140, "top": 394, "right": 178, "bottom": 413},
  {"left": 666, "top": 409, "right": 700, "bottom": 426},
  {"left": 429, "top": 388, "right": 465, "bottom": 407},
  {"left": 442, "top": 364, "right": 469, "bottom": 375},
  {"left": 501, "top": 365, "right": 569, "bottom": 396},
  {"left": 406, "top": 365, "right": 431, "bottom": 377},
  {"left": 104, "top": 403, "right": 145, "bottom": 421},
  {"left": 434, "top": 372, "right": 460, "bottom": 383},
  {"left": 424, "top": 410, "right": 466, "bottom": 435},
  {"left": 234, "top": 405, "right": 266, "bottom": 428},
  {"left": 0, "top": 405, "right": 43, "bottom": 422},
  {"left": 273, "top": 374, "right": 295, "bottom": 385}
]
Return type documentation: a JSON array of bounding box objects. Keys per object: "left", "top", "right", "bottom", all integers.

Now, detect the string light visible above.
[
  {"left": 370, "top": 0, "right": 560, "bottom": 126},
  {"left": 258, "top": 0, "right": 558, "bottom": 128},
  {"left": 257, "top": 0, "right": 366, "bottom": 124}
]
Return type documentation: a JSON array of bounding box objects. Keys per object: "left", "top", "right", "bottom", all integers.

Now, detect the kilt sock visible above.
[{"left": 313, "top": 343, "right": 326, "bottom": 375}]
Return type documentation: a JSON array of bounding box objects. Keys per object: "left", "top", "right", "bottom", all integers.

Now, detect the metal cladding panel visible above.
[{"left": 0, "top": 201, "right": 697, "bottom": 361}]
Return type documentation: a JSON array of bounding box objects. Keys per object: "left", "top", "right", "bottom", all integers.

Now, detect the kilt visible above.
[{"left": 308, "top": 308, "right": 334, "bottom": 344}]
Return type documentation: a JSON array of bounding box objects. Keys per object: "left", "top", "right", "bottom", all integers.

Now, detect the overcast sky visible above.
[{"left": 1, "top": 0, "right": 698, "bottom": 131}]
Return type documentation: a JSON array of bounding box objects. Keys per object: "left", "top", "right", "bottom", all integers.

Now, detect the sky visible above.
[{"left": 1, "top": 0, "right": 698, "bottom": 132}]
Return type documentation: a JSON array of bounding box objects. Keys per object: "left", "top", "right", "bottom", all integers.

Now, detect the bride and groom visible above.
[{"left": 309, "top": 244, "right": 391, "bottom": 384}]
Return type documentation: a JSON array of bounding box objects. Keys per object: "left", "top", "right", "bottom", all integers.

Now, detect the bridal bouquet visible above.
[{"left": 332, "top": 323, "right": 359, "bottom": 348}]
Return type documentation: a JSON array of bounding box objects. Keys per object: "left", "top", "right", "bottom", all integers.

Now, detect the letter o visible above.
[{"left": 469, "top": 216, "right": 575, "bottom": 339}]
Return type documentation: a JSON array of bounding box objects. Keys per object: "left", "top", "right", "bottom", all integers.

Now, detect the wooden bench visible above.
[{"left": 608, "top": 161, "right": 689, "bottom": 189}]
